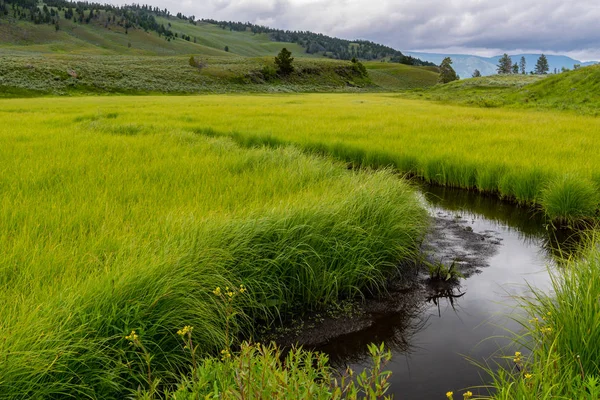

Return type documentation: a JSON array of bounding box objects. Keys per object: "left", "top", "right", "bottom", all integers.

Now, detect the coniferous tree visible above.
[
  {"left": 512, "top": 64, "right": 519, "bottom": 74},
  {"left": 438, "top": 57, "right": 459, "bottom": 83},
  {"left": 535, "top": 54, "right": 549, "bottom": 74},
  {"left": 472, "top": 69, "right": 481, "bottom": 78},
  {"left": 519, "top": 56, "right": 527, "bottom": 74},
  {"left": 274, "top": 47, "right": 294, "bottom": 75},
  {"left": 497, "top": 53, "right": 512, "bottom": 74}
]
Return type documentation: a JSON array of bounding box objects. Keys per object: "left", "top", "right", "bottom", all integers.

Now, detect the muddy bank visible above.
[{"left": 272, "top": 209, "right": 503, "bottom": 357}]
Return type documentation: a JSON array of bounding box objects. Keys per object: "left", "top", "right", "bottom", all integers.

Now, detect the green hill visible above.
[
  {"left": 507, "top": 65, "right": 600, "bottom": 112},
  {"left": 0, "top": 0, "right": 441, "bottom": 96},
  {"left": 409, "top": 65, "right": 600, "bottom": 114}
]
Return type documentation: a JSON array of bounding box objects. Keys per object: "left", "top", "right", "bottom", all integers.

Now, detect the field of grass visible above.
[
  {"left": 62, "top": 93, "right": 597, "bottom": 222},
  {"left": 0, "top": 96, "right": 428, "bottom": 397}
]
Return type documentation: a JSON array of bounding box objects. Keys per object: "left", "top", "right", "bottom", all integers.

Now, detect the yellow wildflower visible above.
[
  {"left": 446, "top": 391, "right": 454, "bottom": 399},
  {"left": 525, "top": 373, "right": 533, "bottom": 379},
  {"left": 213, "top": 287, "right": 222, "bottom": 296},
  {"left": 220, "top": 349, "right": 231, "bottom": 360},
  {"left": 177, "top": 325, "right": 193, "bottom": 337},
  {"left": 463, "top": 391, "right": 473, "bottom": 399}
]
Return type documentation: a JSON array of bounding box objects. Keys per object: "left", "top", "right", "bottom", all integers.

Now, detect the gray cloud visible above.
[{"left": 106, "top": 0, "right": 600, "bottom": 60}]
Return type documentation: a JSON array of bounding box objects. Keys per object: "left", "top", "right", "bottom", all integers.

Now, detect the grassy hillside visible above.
[
  {"left": 0, "top": 7, "right": 441, "bottom": 95},
  {"left": 0, "top": 95, "right": 428, "bottom": 397},
  {"left": 0, "top": 54, "right": 378, "bottom": 96},
  {"left": 0, "top": 9, "right": 306, "bottom": 57},
  {"left": 408, "top": 74, "right": 544, "bottom": 107},
  {"left": 411, "top": 65, "right": 600, "bottom": 115},
  {"left": 507, "top": 64, "right": 600, "bottom": 113},
  {"left": 365, "top": 62, "right": 439, "bottom": 90}
]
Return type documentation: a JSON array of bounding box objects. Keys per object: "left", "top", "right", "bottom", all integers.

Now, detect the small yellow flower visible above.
[
  {"left": 446, "top": 391, "right": 454, "bottom": 399},
  {"left": 220, "top": 349, "right": 231, "bottom": 360},
  {"left": 177, "top": 325, "right": 193, "bottom": 337},
  {"left": 227, "top": 291, "right": 235, "bottom": 298},
  {"left": 541, "top": 326, "right": 553, "bottom": 334},
  {"left": 125, "top": 330, "right": 139, "bottom": 342},
  {"left": 239, "top": 284, "right": 247, "bottom": 294},
  {"left": 213, "top": 287, "right": 222, "bottom": 296},
  {"left": 525, "top": 373, "right": 533, "bottom": 379},
  {"left": 463, "top": 391, "right": 473, "bottom": 399},
  {"left": 513, "top": 351, "right": 522, "bottom": 363}
]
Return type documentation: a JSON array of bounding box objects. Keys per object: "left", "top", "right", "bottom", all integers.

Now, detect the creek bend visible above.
[{"left": 273, "top": 184, "right": 576, "bottom": 399}]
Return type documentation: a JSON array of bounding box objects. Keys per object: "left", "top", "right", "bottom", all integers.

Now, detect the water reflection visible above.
[
  {"left": 310, "top": 184, "right": 583, "bottom": 398},
  {"left": 421, "top": 184, "right": 582, "bottom": 259}
]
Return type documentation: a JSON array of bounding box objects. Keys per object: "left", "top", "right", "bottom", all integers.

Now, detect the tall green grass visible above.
[
  {"left": 89, "top": 92, "right": 600, "bottom": 223},
  {"left": 0, "top": 104, "right": 427, "bottom": 397}
]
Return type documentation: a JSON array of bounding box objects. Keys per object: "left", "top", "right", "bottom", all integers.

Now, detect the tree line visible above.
[
  {"left": 495, "top": 54, "right": 550, "bottom": 75},
  {"left": 199, "top": 18, "right": 434, "bottom": 66}
]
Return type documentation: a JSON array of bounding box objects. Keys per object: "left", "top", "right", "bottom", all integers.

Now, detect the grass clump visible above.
[
  {"left": 169, "top": 342, "right": 393, "bottom": 399},
  {"left": 541, "top": 174, "right": 599, "bottom": 223}
]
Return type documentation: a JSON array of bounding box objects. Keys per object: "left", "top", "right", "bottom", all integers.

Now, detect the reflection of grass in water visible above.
[{"left": 481, "top": 235, "right": 600, "bottom": 399}]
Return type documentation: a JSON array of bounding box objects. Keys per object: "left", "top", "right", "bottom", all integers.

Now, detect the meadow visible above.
[
  {"left": 0, "top": 97, "right": 428, "bottom": 397},
  {"left": 32, "top": 93, "right": 596, "bottom": 222},
  {"left": 2, "top": 92, "right": 600, "bottom": 398}
]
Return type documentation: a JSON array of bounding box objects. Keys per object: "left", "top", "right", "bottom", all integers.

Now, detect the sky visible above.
[{"left": 107, "top": 0, "right": 600, "bottom": 61}]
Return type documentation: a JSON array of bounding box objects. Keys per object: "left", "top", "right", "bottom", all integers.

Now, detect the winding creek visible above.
[{"left": 275, "top": 184, "right": 578, "bottom": 398}]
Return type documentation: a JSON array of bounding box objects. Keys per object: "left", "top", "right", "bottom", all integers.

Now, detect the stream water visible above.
[{"left": 282, "top": 185, "right": 577, "bottom": 399}]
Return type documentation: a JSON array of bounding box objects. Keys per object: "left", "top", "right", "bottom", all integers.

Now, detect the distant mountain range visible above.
[{"left": 405, "top": 52, "right": 598, "bottom": 78}]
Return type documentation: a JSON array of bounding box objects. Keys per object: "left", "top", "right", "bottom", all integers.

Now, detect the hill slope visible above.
[
  {"left": 0, "top": 2, "right": 441, "bottom": 96},
  {"left": 407, "top": 64, "right": 600, "bottom": 114}
]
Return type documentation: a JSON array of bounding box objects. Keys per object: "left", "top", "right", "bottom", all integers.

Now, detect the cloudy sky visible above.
[{"left": 110, "top": 0, "right": 600, "bottom": 60}]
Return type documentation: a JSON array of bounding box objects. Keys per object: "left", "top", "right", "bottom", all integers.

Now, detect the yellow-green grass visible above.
[
  {"left": 365, "top": 61, "right": 439, "bottom": 90},
  {"left": 46, "top": 93, "right": 595, "bottom": 222},
  {"left": 0, "top": 96, "right": 427, "bottom": 397}
]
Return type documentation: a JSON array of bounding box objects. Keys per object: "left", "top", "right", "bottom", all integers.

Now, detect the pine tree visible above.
[
  {"left": 438, "top": 57, "right": 459, "bottom": 83},
  {"left": 497, "top": 53, "right": 512, "bottom": 74},
  {"left": 519, "top": 56, "right": 526, "bottom": 74},
  {"left": 472, "top": 69, "right": 481, "bottom": 78},
  {"left": 274, "top": 48, "right": 294, "bottom": 75},
  {"left": 535, "top": 54, "right": 549, "bottom": 74},
  {"left": 512, "top": 64, "right": 519, "bottom": 74}
]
